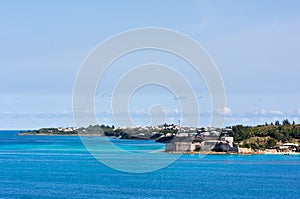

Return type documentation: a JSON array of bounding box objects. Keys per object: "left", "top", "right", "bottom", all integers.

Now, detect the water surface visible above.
[{"left": 0, "top": 131, "right": 299, "bottom": 198}]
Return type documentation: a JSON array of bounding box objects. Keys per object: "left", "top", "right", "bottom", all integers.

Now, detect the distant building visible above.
[
  {"left": 165, "top": 136, "right": 238, "bottom": 153},
  {"left": 279, "top": 143, "right": 299, "bottom": 152}
]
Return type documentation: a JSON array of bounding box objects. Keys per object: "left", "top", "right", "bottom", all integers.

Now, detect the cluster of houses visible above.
[
  {"left": 278, "top": 143, "right": 299, "bottom": 153},
  {"left": 57, "top": 127, "right": 76, "bottom": 132}
]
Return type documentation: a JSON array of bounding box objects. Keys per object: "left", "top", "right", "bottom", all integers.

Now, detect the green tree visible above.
[
  {"left": 230, "top": 125, "right": 251, "bottom": 142},
  {"left": 282, "top": 119, "right": 290, "bottom": 125},
  {"left": 266, "top": 138, "right": 277, "bottom": 149}
]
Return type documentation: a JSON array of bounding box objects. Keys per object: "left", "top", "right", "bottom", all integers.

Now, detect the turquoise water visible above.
[{"left": 0, "top": 131, "right": 299, "bottom": 198}]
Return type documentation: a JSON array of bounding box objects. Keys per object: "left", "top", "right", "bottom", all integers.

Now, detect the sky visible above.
[{"left": 0, "top": 0, "right": 300, "bottom": 129}]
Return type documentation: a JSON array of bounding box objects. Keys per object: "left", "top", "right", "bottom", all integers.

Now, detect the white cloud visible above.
[
  {"left": 255, "top": 109, "right": 284, "bottom": 116},
  {"left": 167, "top": 109, "right": 180, "bottom": 115},
  {"left": 269, "top": 110, "right": 284, "bottom": 115},
  {"left": 215, "top": 106, "right": 232, "bottom": 116},
  {"left": 296, "top": 109, "right": 300, "bottom": 115},
  {"left": 135, "top": 109, "right": 147, "bottom": 115},
  {"left": 241, "top": 118, "right": 249, "bottom": 122}
]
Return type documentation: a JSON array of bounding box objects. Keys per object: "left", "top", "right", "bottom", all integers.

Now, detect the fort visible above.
[{"left": 165, "top": 135, "right": 239, "bottom": 153}]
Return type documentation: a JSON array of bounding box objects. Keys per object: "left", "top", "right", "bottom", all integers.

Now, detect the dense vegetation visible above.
[
  {"left": 35, "top": 128, "right": 77, "bottom": 135},
  {"left": 229, "top": 119, "right": 300, "bottom": 150}
]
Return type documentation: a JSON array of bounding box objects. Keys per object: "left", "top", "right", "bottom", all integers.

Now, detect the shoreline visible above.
[
  {"left": 17, "top": 133, "right": 300, "bottom": 155},
  {"left": 18, "top": 133, "right": 101, "bottom": 136},
  {"left": 166, "top": 151, "right": 300, "bottom": 155},
  {"left": 18, "top": 133, "right": 79, "bottom": 136}
]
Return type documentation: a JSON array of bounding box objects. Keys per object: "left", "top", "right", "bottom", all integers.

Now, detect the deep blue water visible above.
[{"left": 0, "top": 130, "right": 299, "bottom": 198}]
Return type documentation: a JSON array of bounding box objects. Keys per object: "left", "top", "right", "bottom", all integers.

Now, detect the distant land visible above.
[{"left": 19, "top": 119, "right": 300, "bottom": 154}]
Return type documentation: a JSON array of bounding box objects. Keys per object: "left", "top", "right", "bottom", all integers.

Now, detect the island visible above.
[{"left": 19, "top": 119, "right": 300, "bottom": 154}]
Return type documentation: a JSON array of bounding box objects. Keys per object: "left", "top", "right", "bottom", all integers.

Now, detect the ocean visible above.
[{"left": 0, "top": 130, "right": 299, "bottom": 198}]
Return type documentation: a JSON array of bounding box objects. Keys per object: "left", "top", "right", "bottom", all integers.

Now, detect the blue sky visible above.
[{"left": 1, "top": 0, "right": 300, "bottom": 129}]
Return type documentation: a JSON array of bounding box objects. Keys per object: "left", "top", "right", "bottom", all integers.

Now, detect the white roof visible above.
[{"left": 282, "top": 143, "right": 298, "bottom": 147}]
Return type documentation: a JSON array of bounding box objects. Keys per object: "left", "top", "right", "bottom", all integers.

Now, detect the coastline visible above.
[
  {"left": 17, "top": 132, "right": 300, "bottom": 155},
  {"left": 166, "top": 151, "right": 300, "bottom": 155},
  {"left": 18, "top": 133, "right": 79, "bottom": 136}
]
